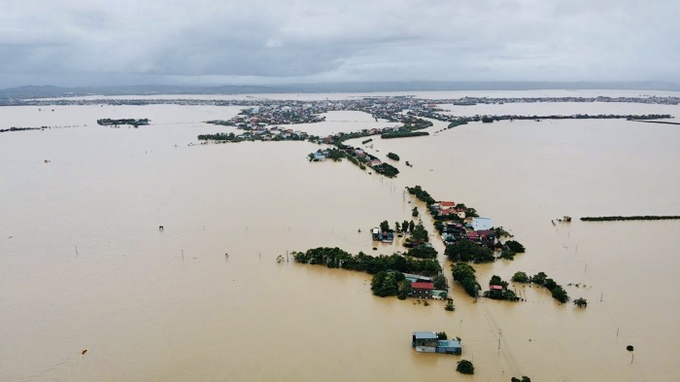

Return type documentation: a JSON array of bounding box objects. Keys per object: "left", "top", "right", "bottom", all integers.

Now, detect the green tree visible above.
[
  {"left": 380, "top": 220, "right": 390, "bottom": 233},
  {"left": 445, "top": 239, "right": 494, "bottom": 263},
  {"left": 412, "top": 206, "right": 419, "bottom": 217},
  {"left": 494, "top": 226, "right": 512, "bottom": 238},
  {"left": 452, "top": 263, "right": 480, "bottom": 297},
  {"left": 445, "top": 298, "right": 455, "bottom": 311},
  {"left": 489, "top": 275, "right": 508, "bottom": 288},
  {"left": 511, "top": 271, "right": 529, "bottom": 283},
  {"left": 511, "top": 377, "right": 531, "bottom": 382},
  {"left": 551, "top": 286, "right": 569, "bottom": 303},
  {"left": 412, "top": 223, "right": 429, "bottom": 242},
  {"left": 456, "top": 360, "right": 474, "bottom": 375},
  {"left": 395, "top": 221, "right": 401, "bottom": 233},
  {"left": 434, "top": 220, "right": 444, "bottom": 233},
  {"left": 530, "top": 272, "right": 547, "bottom": 286},
  {"left": 402, "top": 220, "right": 409, "bottom": 232},
  {"left": 433, "top": 274, "right": 448, "bottom": 290},
  {"left": 574, "top": 297, "right": 588, "bottom": 308},
  {"left": 371, "top": 271, "right": 399, "bottom": 297},
  {"left": 409, "top": 220, "right": 415, "bottom": 233},
  {"left": 505, "top": 240, "right": 526, "bottom": 253},
  {"left": 406, "top": 245, "right": 437, "bottom": 259}
]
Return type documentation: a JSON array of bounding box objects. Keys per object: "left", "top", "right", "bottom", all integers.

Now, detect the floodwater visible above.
[{"left": 1, "top": 92, "right": 679, "bottom": 382}]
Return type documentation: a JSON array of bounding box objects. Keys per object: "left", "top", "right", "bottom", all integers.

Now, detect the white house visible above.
[{"left": 471, "top": 217, "right": 493, "bottom": 231}]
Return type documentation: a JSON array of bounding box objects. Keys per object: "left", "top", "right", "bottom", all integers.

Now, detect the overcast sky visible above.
[{"left": 1, "top": 0, "right": 678, "bottom": 88}]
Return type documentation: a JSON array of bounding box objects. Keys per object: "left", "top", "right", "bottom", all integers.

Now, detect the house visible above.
[
  {"left": 436, "top": 339, "right": 462, "bottom": 355},
  {"left": 371, "top": 227, "right": 380, "bottom": 241},
  {"left": 411, "top": 282, "right": 434, "bottom": 299},
  {"left": 412, "top": 332, "right": 462, "bottom": 355},
  {"left": 403, "top": 273, "right": 432, "bottom": 283},
  {"left": 471, "top": 217, "right": 493, "bottom": 231},
  {"left": 382, "top": 231, "right": 394, "bottom": 243},
  {"left": 439, "top": 201, "right": 456, "bottom": 210},
  {"left": 412, "top": 332, "right": 438, "bottom": 352},
  {"left": 488, "top": 284, "right": 504, "bottom": 298},
  {"left": 432, "top": 289, "right": 448, "bottom": 300},
  {"left": 312, "top": 152, "right": 326, "bottom": 162}
]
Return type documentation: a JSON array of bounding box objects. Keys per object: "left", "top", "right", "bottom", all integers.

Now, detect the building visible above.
[
  {"left": 471, "top": 217, "right": 493, "bottom": 231},
  {"left": 412, "top": 332, "right": 462, "bottom": 355},
  {"left": 436, "top": 339, "right": 462, "bottom": 355},
  {"left": 403, "top": 273, "right": 432, "bottom": 284},
  {"left": 411, "top": 282, "right": 434, "bottom": 299},
  {"left": 412, "top": 332, "right": 439, "bottom": 352}
]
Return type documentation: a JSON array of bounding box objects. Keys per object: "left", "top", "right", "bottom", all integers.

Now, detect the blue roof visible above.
[{"left": 438, "top": 339, "right": 461, "bottom": 348}]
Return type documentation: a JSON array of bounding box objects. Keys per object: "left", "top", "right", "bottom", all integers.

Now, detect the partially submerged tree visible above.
[
  {"left": 456, "top": 360, "right": 474, "bottom": 375},
  {"left": 574, "top": 297, "right": 588, "bottom": 308}
]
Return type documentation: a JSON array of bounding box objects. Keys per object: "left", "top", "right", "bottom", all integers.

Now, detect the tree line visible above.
[
  {"left": 581, "top": 215, "right": 680, "bottom": 221},
  {"left": 293, "top": 247, "right": 442, "bottom": 276},
  {"left": 512, "top": 271, "right": 569, "bottom": 303}
]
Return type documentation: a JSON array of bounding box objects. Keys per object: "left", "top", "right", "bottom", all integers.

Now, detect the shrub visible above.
[
  {"left": 456, "top": 360, "right": 474, "bottom": 374},
  {"left": 511, "top": 271, "right": 529, "bottom": 283}
]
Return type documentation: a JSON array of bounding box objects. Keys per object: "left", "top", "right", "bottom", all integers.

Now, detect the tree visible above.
[
  {"left": 433, "top": 274, "right": 448, "bottom": 290},
  {"left": 406, "top": 245, "right": 437, "bottom": 259},
  {"left": 371, "top": 271, "right": 399, "bottom": 297},
  {"left": 402, "top": 220, "right": 409, "bottom": 232},
  {"left": 456, "top": 360, "right": 474, "bottom": 375},
  {"left": 495, "top": 226, "right": 512, "bottom": 238},
  {"left": 530, "top": 272, "right": 547, "bottom": 286},
  {"left": 412, "top": 223, "right": 429, "bottom": 242},
  {"left": 505, "top": 240, "right": 526, "bottom": 253},
  {"left": 395, "top": 221, "right": 401, "bottom": 233},
  {"left": 412, "top": 206, "right": 419, "bottom": 217},
  {"left": 445, "top": 298, "right": 455, "bottom": 311},
  {"left": 434, "top": 220, "right": 444, "bottom": 233},
  {"left": 409, "top": 220, "right": 415, "bottom": 233},
  {"left": 511, "top": 377, "right": 531, "bottom": 382},
  {"left": 551, "top": 286, "right": 569, "bottom": 303},
  {"left": 511, "top": 271, "right": 529, "bottom": 283},
  {"left": 489, "top": 275, "right": 508, "bottom": 288},
  {"left": 574, "top": 297, "right": 588, "bottom": 308},
  {"left": 380, "top": 220, "right": 390, "bottom": 233},
  {"left": 452, "top": 263, "right": 480, "bottom": 297},
  {"left": 445, "top": 239, "right": 494, "bottom": 263}
]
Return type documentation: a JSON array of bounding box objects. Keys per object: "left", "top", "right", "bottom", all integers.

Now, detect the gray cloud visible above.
[{"left": 1, "top": 0, "right": 678, "bottom": 87}]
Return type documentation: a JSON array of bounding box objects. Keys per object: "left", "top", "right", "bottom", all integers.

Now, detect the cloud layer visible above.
[{"left": 1, "top": 0, "right": 678, "bottom": 87}]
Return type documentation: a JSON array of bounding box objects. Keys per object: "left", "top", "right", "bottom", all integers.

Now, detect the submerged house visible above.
[
  {"left": 412, "top": 332, "right": 462, "bottom": 355},
  {"left": 410, "top": 282, "right": 434, "bottom": 299},
  {"left": 412, "top": 332, "right": 438, "bottom": 352}
]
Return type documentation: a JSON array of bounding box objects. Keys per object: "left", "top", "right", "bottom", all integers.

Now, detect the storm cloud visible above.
[{"left": 1, "top": 0, "right": 678, "bottom": 87}]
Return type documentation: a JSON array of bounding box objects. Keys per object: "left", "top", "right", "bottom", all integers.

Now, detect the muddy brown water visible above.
[{"left": 1, "top": 93, "right": 679, "bottom": 381}]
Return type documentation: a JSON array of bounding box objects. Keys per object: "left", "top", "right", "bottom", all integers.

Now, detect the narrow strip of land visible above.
[
  {"left": 580, "top": 216, "right": 680, "bottom": 222},
  {"left": 632, "top": 120, "right": 680, "bottom": 126}
]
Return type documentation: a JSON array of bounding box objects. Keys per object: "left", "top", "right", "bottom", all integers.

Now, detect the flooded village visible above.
[{"left": 1, "top": 91, "right": 679, "bottom": 382}]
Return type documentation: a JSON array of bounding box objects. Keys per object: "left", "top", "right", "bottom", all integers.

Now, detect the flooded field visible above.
[{"left": 1, "top": 92, "right": 679, "bottom": 381}]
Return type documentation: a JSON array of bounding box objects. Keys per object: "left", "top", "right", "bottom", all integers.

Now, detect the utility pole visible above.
[{"left": 498, "top": 329, "right": 502, "bottom": 351}]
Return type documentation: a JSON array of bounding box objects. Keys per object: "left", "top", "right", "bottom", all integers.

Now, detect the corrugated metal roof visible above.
[
  {"left": 413, "top": 331, "right": 438, "bottom": 340},
  {"left": 412, "top": 282, "right": 435, "bottom": 290}
]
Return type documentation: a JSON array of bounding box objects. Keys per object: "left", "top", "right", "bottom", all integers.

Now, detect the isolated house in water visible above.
[
  {"left": 412, "top": 332, "right": 438, "bottom": 352},
  {"left": 412, "top": 332, "right": 462, "bottom": 355},
  {"left": 411, "top": 282, "right": 434, "bottom": 299}
]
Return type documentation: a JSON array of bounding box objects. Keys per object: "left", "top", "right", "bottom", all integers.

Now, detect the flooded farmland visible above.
[{"left": 1, "top": 91, "right": 679, "bottom": 381}]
